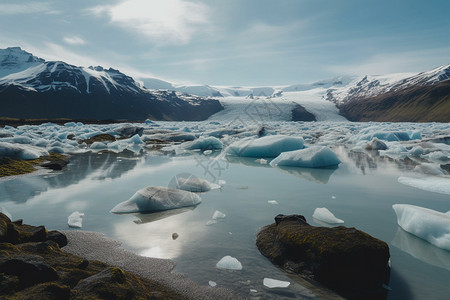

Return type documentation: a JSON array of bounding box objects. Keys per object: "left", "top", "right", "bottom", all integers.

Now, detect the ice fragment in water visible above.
[
  {"left": 209, "top": 281, "right": 217, "bottom": 287},
  {"left": 212, "top": 210, "right": 226, "bottom": 220},
  {"left": 68, "top": 211, "right": 84, "bottom": 228},
  {"left": 216, "top": 256, "right": 243, "bottom": 270},
  {"left": 268, "top": 200, "right": 279, "bottom": 205},
  {"left": 263, "top": 278, "right": 290, "bottom": 288},
  {"left": 313, "top": 207, "right": 344, "bottom": 224},
  {"left": 226, "top": 135, "right": 304, "bottom": 157},
  {"left": 270, "top": 146, "right": 340, "bottom": 168}
]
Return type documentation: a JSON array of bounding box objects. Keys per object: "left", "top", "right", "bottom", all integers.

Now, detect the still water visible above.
[{"left": 0, "top": 150, "right": 449, "bottom": 299}]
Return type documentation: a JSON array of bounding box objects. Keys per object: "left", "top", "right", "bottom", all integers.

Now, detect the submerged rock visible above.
[{"left": 256, "top": 214, "right": 390, "bottom": 299}]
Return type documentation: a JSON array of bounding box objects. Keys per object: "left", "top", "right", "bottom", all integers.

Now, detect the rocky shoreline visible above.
[{"left": 0, "top": 213, "right": 237, "bottom": 299}]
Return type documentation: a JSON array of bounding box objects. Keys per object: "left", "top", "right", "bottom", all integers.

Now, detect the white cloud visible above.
[
  {"left": 327, "top": 47, "right": 450, "bottom": 76},
  {"left": 63, "top": 36, "right": 87, "bottom": 45},
  {"left": 0, "top": 2, "right": 60, "bottom": 15},
  {"left": 88, "top": 0, "right": 210, "bottom": 45}
]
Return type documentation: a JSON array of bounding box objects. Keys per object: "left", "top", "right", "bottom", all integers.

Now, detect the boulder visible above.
[
  {"left": 0, "top": 254, "right": 58, "bottom": 286},
  {"left": 256, "top": 214, "right": 390, "bottom": 299}
]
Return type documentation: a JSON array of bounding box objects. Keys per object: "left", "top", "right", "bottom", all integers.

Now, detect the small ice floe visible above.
[
  {"left": 226, "top": 135, "right": 304, "bottom": 158},
  {"left": 413, "top": 163, "right": 445, "bottom": 176},
  {"left": 250, "top": 289, "right": 258, "bottom": 293},
  {"left": 331, "top": 195, "right": 337, "bottom": 199},
  {"left": 263, "top": 278, "right": 290, "bottom": 288},
  {"left": 68, "top": 211, "right": 84, "bottom": 228},
  {"left": 208, "top": 281, "right": 217, "bottom": 287},
  {"left": 182, "top": 137, "right": 223, "bottom": 151},
  {"left": 398, "top": 175, "right": 450, "bottom": 195},
  {"left": 392, "top": 204, "right": 450, "bottom": 251},
  {"left": 203, "top": 149, "right": 213, "bottom": 155},
  {"left": 206, "top": 220, "right": 217, "bottom": 226},
  {"left": 268, "top": 200, "right": 279, "bottom": 205},
  {"left": 270, "top": 146, "right": 341, "bottom": 168},
  {"left": 0, "top": 207, "right": 12, "bottom": 220},
  {"left": 365, "top": 138, "right": 388, "bottom": 151},
  {"left": 255, "top": 158, "right": 268, "bottom": 164},
  {"left": 216, "top": 256, "right": 243, "bottom": 270},
  {"left": 110, "top": 186, "right": 201, "bottom": 213},
  {"left": 212, "top": 210, "right": 226, "bottom": 220},
  {"left": 172, "top": 175, "right": 220, "bottom": 192},
  {"left": 313, "top": 207, "right": 344, "bottom": 224}
]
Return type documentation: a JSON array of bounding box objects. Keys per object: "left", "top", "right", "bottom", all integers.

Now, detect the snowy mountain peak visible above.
[{"left": 0, "top": 47, "right": 45, "bottom": 78}]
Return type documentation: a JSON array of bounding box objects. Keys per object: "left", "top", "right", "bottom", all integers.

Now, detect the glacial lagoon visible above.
[{"left": 0, "top": 121, "right": 449, "bottom": 299}]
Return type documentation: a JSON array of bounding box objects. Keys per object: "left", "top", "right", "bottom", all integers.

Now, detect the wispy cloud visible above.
[
  {"left": 87, "top": 0, "right": 210, "bottom": 45},
  {"left": 0, "top": 2, "right": 60, "bottom": 15},
  {"left": 327, "top": 47, "right": 450, "bottom": 76},
  {"left": 63, "top": 36, "right": 86, "bottom": 46}
]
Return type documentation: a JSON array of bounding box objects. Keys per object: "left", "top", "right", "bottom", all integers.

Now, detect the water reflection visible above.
[
  {"left": 133, "top": 207, "right": 196, "bottom": 224},
  {"left": 391, "top": 227, "right": 450, "bottom": 271},
  {"left": 0, "top": 152, "right": 148, "bottom": 204},
  {"left": 275, "top": 165, "right": 337, "bottom": 184}
]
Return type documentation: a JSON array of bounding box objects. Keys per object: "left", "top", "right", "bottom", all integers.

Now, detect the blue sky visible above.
[{"left": 1, "top": 0, "right": 449, "bottom": 86}]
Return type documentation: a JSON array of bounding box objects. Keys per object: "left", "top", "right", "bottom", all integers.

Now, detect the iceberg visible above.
[
  {"left": 312, "top": 207, "right": 344, "bottom": 224},
  {"left": 398, "top": 175, "right": 450, "bottom": 195},
  {"left": 171, "top": 175, "right": 220, "bottom": 192},
  {"left": 212, "top": 210, "right": 226, "bottom": 220},
  {"left": 182, "top": 137, "right": 223, "bottom": 151},
  {"left": 270, "top": 146, "right": 340, "bottom": 168},
  {"left": 68, "top": 211, "right": 84, "bottom": 228},
  {"left": 392, "top": 204, "right": 450, "bottom": 251},
  {"left": 216, "top": 256, "right": 243, "bottom": 270},
  {"left": 111, "top": 186, "right": 201, "bottom": 213},
  {"left": 0, "top": 141, "right": 49, "bottom": 160},
  {"left": 226, "top": 135, "right": 304, "bottom": 158},
  {"left": 263, "top": 278, "right": 290, "bottom": 288}
]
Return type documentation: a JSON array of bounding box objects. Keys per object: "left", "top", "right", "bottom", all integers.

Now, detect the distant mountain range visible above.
[
  {"left": 0, "top": 47, "right": 222, "bottom": 121},
  {"left": 1, "top": 47, "right": 449, "bottom": 122}
]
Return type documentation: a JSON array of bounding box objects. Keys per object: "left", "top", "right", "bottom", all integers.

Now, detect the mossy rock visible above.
[
  {"left": 256, "top": 214, "right": 390, "bottom": 300},
  {"left": 79, "top": 134, "right": 116, "bottom": 145},
  {"left": 0, "top": 214, "right": 186, "bottom": 299},
  {"left": 0, "top": 153, "right": 68, "bottom": 177}
]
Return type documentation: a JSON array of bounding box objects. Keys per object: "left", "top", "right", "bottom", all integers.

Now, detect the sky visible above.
[{"left": 0, "top": 0, "right": 449, "bottom": 86}]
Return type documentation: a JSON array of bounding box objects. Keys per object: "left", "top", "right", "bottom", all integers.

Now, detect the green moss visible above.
[{"left": 0, "top": 153, "right": 67, "bottom": 178}]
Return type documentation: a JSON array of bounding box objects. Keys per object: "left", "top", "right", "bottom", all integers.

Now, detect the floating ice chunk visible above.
[
  {"left": 212, "top": 210, "right": 226, "bottom": 220},
  {"left": 206, "top": 220, "right": 217, "bottom": 226},
  {"left": 0, "top": 142, "right": 49, "bottom": 160},
  {"left": 64, "top": 122, "right": 76, "bottom": 127},
  {"left": 110, "top": 186, "right": 202, "bottom": 213},
  {"left": 255, "top": 158, "right": 268, "bottom": 164},
  {"left": 145, "top": 119, "right": 154, "bottom": 124},
  {"left": 0, "top": 136, "right": 32, "bottom": 144},
  {"left": 203, "top": 149, "right": 212, "bottom": 155},
  {"left": 182, "top": 137, "right": 223, "bottom": 151},
  {"left": 313, "top": 207, "right": 344, "bottom": 224},
  {"left": 90, "top": 142, "right": 108, "bottom": 150},
  {"left": 263, "top": 278, "right": 290, "bottom": 288},
  {"left": 424, "top": 151, "right": 449, "bottom": 162},
  {"left": 209, "top": 281, "right": 217, "bottom": 287},
  {"left": 0, "top": 207, "right": 12, "bottom": 220},
  {"left": 250, "top": 289, "right": 258, "bottom": 293},
  {"left": 226, "top": 135, "right": 304, "bottom": 157},
  {"left": 268, "top": 200, "right": 279, "bottom": 205},
  {"left": 270, "top": 146, "right": 340, "bottom": 168},
  {"left": 129, "top": 134, "right": 144, "bottom": 144},
  {"left": 392, "top": 204, "right": 450, "bottom": 251},
  {"left": 413, "top": 163, "right": 445, "bottom": 176},
  {"left": 408, "top": 146, "right": 424, "bottom": 157},
  {"left": 68, "top": 211, "right": 84, "bottom": 228},
  {"left": 216, "top": 256, "right": 243, "bottom": 270},
  {"left": 173, "top": 176, "right": 220, "bottom": 192},
  {"left": 398, "top": 175, "right": 450, "bottom": 195},
  {"left": 331, "top": 195, "right": 337, "bottom": 199}
]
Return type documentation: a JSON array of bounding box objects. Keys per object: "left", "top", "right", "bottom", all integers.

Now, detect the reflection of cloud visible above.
[
  {"left": 113, "top": 210, "right": 205, "bottom": 259},
  {"left": 392, "top": 227, "right": 450, "bottom": 271},
  {"left": 275, "top": 165, "right": 337, "bottom": 184},
  {"left": 0, "top": 2, "right": 60, "bottom": 15},
  {"left": 88, "top": 0, "right": 210, "bottom": 45}
]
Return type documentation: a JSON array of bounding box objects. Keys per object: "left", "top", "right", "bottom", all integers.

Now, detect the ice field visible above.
[{"left": 0, "top": 118, "right": 449, "bottom": 299}]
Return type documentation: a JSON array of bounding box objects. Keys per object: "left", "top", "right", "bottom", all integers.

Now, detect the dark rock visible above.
[
  {"left": 115, "top": 125, "right": 144, "bottom": 138},
  {"left": 292, "top": 104, "right": 316, "bottom": 121},
  {"left": 14, "top": 223, "right": 48, "bottom": 243},
  {"left": 440, "top": 164, "right": 450, "bottom": 174},
  {"left": 256, "top": 214, "right": 390, "bottom": 299},
  {"left": 41, "top": 158, "right": 69, "bottom": 171},
  {"left": 48, "top": 230, "right": 68, "bottom": 248},
  {"left": 365, "top": 138, "right": 388, "bottom": 151},
  {"left": 12, "top": 219, "right": 23, "bottom": 226},
  {"left": 0, "top": 254, "right": 58, "bottom": 286},
  {"left": 14, "top": 282, "right": 71, "bottom": 300},
  {"left": 80, "top": 133, "right": 116, "bottom": 145}
]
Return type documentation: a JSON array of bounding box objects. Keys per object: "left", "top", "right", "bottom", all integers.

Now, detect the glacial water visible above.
[{"left": 1, "top": 150, "right": 449, "bottom": 299}]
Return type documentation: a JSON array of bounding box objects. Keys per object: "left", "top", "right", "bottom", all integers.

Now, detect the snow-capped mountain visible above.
[
  {"left": 326, "top": 64, "right": 450, "bottom": 105},
  {"left": 0, "top": 47, "right": 222, "bottom": 121}
]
